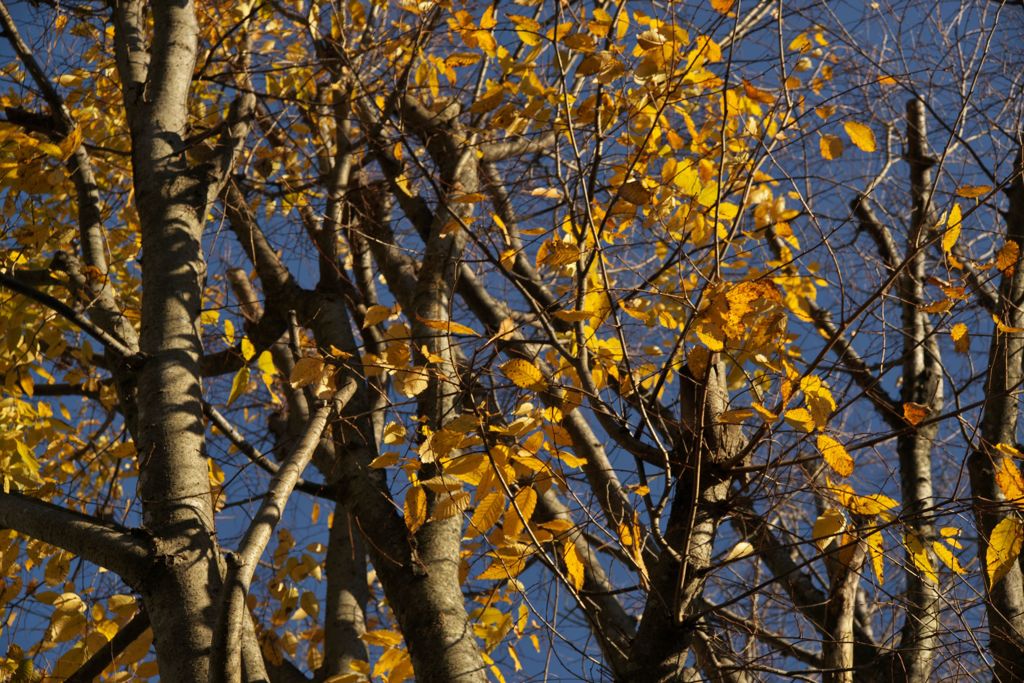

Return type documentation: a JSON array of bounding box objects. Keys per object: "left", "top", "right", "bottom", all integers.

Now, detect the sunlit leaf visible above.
[
  {"left": 943, "top": 203, "right": 962, "bottom": 254},
  {"left": 404, "top": 486, "right": 427, "bottom": 534},
  {"left": 227, "top": 366, "right": 251, "bottom": 405},
  {"left": 843, "top": 121, "right": 876, "bottom": 152},
  {"left": 902, "top": 402, "right": 930, "bottom": 427},
  {"left": 905, "top": 531, "right": 937, "bottom": 584},
  {"left": 820, "top": 134, "right": 843, "bottom": 160},
  {"left": 563, "top": 540, "right": 585, "bottom": 590},
  {"left": 500, "top": 359, "right": 545, "bottom": 390},
  {"left": 950, "top": 323, "right": 970, "bottom": 353},
  {"left": 955, "top": 184, "right": 992, "bottom": 198},
  {"left": 812, "top": 508, "right": 845, "bottom": 551},
  {"left": 817, "top": 434, "right": 854, "bottom": 477},
  {"left": 987, "top": 516, "right": 1024, "bottom": 587}
]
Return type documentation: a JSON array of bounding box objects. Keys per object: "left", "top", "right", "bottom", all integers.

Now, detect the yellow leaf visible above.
[
  {"left": 710, "top": 0, "right": 734, "bottom": 14},
  {"left": 563, "top": 539, "right": 585, "bottom": 590},
  {"left": 996, "top": 241, "right": 1019, "bottom": 276},
  {"left": 431, "top": 491, "right": 471, "bottom": 521},
  {"left": 241, "top": 336, "right": 255, "bottom": 361},
  {"left": 722, "top": 540, "right": 754, "bottom": 562},
  {"left": 932, "top": 541, "right": 966, "bottom": 575},
  {"left": 227, "top": 367, "right": 250, "bottom": 405},
  {"left": 943, "top": 203, "right": 961, "bottom": 253},
  {"left": 905, "top": 532, "right": 937, "bottom": 584},
  {"left": 783, "top": 407, "right": 815, "bottom": 432},
  {"left": 415, "top": 316, "right": 479, "bottom": 336},
  {"left": 866, "top": 531, "right": 884, "bottom": 584},
  {"left": 404, "top": 486, "right": 427, "bottom": 534},
  {"left": 993, "top": 313, "right": 1024, "bottom": 334},
  {"left": 504, "top": 486, "right": 537, "bottom": 540},
  {"left": 902, "top": 402, "right": 930, "bottom": 427},
  {"left": 812, "top": 508, "right": 845, "bottom": 550},
  {"left": 997, "top": 443, "right": 1024, "bottom": 458},
  {"left": 369, "top": 452, "right": 400, "bottom": 469},
  {"left": 847, "top": 493, "right": 898, "bottom": 516},
  {"left": 300, "top": 591, "right": 320, "bottom": 620},
  {"left": 363, "top": 304, "right": 393, "bottom": 328},
  {"left": 395, "top": 366, "right": 430, "bottom": 398},
  {"left": 843, "top": 121, "right": 876, "bottom": 152},
  {"left": 819, "top": 134, "right": 843, "bottom": 160},
  {"left": 955, "top": 184, "right": 992, "bottom": 198},
  {"left": 817, "top": 434, "right": 854, "bottom": 477},
  {"left": 987, "top": 516, "right": 1024, "bottom": 587},
  {"left": 382, "top": 422, "right": 407, "bottom": 445},
  {"left": 290, "top": 357, "right": 326, "bottom": 389},
  {"left": 995, "top": 457, "right": 1024, "bottom": 506},
  {"left": 941, "top": 526, "right": 964, "bottom": 549},
  {"left": 751, "top": 402, "right": 777, "bottom": 423},
  {"left": 950, "top": 323, "right": 969, "bottom": 353},
  {"left": 467, "top": 491, "right": 505, "bottom": 538},
  {"left": 500, "top": 359, "right": 545, "bottom": 390}
]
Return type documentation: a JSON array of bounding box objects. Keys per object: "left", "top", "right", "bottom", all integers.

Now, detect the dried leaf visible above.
[
  {"left": 955, "top": 184, "right": 992, "bottom": 198},
  {"left": 902, "top": 402, "right": 930, "bottom": 427}
]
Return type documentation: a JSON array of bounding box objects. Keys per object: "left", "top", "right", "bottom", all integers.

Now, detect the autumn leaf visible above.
[
  {"left": 562, "top": 540, "right": 585, "bottom": 590},
  {"left": 812, "top": 508, "right": 845, "bottom": 550},
  {"left": 932, "top": 541, "right": 966, "bottom": 575},
  {"left": 843, "top": 121, "right": 876, "bottom": 152},
  {"left": 710, "top": 0, "right": 735, "bottom": 14},
  {"left": 987, "top": 516, "right": 1024, "bottom": 587},
  {"left": 817, "top": 434, "right": 854, "bottom": 477},
  {"left": 866, "top": 531, "right": 884, "bottom": 584},
  {"left": 905, "top": 531, "right": 938, "bottom": 584},
  {"left": 395, "top": 366, "right": 430, "bottom": 398},
  {"left": 950, "top": 323, "right": 969, "bottom": 353},
  {"left": 820, "top": 134, "right": 843, "bottom": 160},
  {"left": 290, "top": 357, "right": 326, "bottom": 389},
  {"left": 416, "top": 316, "right": 480, "bottom": 336},
  {"left": 942, "top": 204, "right": 962, "bottom": 255},
  {"left": 500, "top": 359, "right": 546, "bottom": 390},
  {"left": 996, "top": 241, "right": 1019, "bottom": 276},
  {"left": 404, "top": 485, "right": 427, "bottom": 534},
  {"left": 955, "top": 184, "right": 992, "bottom": 198},
  {"left": 227, "top": 366, "right": 250, "bottom": 405},
  {"left": 902, "top": 402, "right": 930, "bottom": 426},
  {"left": 363, "top": 304, "right": 394, "bottom": 328},
  {"left": 995, "top": 457, "right": 1024, "bottom": 506},
  {"left": 241, "top": 336, "right": 255, "bottom": 361},
  {"left": 467, "top": 491, "right": 505, "bottom": 538}
]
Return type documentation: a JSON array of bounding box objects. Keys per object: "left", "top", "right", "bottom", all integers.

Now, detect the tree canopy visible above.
[{"left": 0, "top": 0, "right": 1023, "bottom": 681}]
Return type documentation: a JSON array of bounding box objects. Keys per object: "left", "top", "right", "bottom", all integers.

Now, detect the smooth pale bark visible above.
[
  {"left": 112, "top": 0, "right": 224, "bottom": 679},
  {"left": 887, "top": 99, "right": 941, "bottom": 682},
  {"left": 971, "top": 142, "right": 1024, "bottom": 683}
]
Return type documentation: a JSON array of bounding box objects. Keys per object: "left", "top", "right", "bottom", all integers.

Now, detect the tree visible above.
[{"left": 0, "top": 0, "right": 1022, "bottom": 680}]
